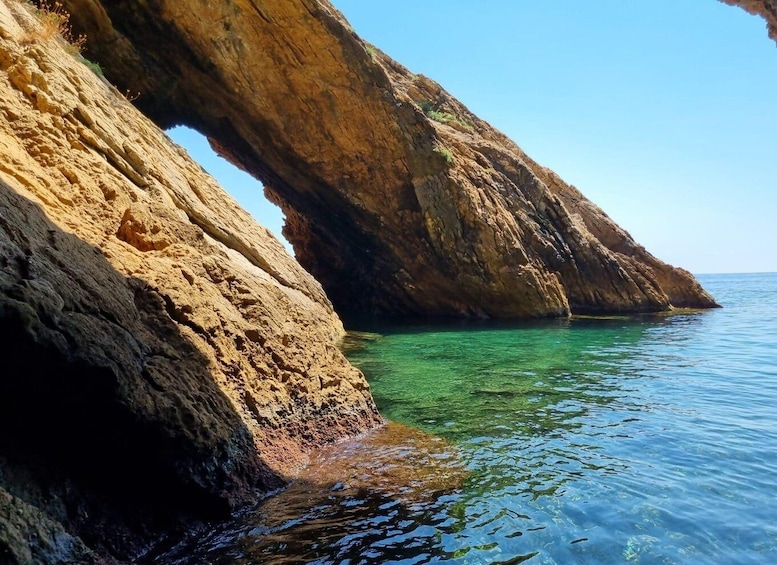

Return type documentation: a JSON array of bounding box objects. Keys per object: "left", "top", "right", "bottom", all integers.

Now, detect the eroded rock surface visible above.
[
  {"left": 0, "top": 2, "right": 379, "bottom": 561},
  {"left": 59, "top": 0, "right": 718, "bottom": 319}
]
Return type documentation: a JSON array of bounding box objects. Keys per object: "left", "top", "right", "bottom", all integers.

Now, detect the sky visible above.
[{"left": 170, "top": 0, "right": 777, "bottom": 274}]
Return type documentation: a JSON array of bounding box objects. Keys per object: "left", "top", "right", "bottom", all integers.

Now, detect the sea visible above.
[{"left": 157, "top": 272, "right": 777, "bottom": 564}]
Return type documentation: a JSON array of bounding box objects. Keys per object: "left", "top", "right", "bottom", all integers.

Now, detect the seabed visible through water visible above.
[{"left": 156, "top": 273, "right": 777, "bottom": 564}]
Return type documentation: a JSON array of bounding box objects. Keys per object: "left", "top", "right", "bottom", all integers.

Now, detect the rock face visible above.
[
  {"left": 0, "top": 2, "right": 379, "bottom": 562},
  {"left": 724, "top": 0, "right": 777, "bottom": 42},
  {"left": 58, "top": 0, "right": 719, "bottom": 319},
  {"left": 4, "top": 0, "right": 758, "bottom": 560}
]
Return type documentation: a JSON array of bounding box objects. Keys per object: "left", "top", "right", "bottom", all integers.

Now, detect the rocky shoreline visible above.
[
  {"left": 2, "top": 0, "right": 770, "bottom": 561},
  {"left": 59, "top": 0, "right": 719, "bottom": 319}
]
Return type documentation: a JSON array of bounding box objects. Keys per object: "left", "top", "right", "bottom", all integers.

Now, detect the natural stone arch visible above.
[{"left": 60, "top": 0, "right": 732, "bottom": 319}]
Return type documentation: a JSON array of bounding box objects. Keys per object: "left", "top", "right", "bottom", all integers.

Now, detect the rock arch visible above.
[{"left": 59, "top": 0, "right": 738, "bottom": 318}]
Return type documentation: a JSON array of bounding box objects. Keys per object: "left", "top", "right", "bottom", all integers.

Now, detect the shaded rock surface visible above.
[
  {"left": 59, "top": 0, "right": 719, "bottom": 319},
  {"left": 0, "top": 2, "right": 379, "bottom": 562}
]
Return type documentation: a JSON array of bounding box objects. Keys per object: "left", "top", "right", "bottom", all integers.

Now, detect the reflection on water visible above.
[{"left": 154, "top": 274, "right": 777, "bottom": 564}]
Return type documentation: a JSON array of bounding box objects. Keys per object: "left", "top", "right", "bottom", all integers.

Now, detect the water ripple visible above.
[{"left": 152, "top": 274, "right": 777, "bottom": 564}]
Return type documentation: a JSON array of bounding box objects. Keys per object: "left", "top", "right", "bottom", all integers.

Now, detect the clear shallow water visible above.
[{"left": 158, "top": 273, "right": 777, "bottom": 564}]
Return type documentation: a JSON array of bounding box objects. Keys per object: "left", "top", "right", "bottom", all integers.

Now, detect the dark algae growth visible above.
[{"left": 151, "top": 274, "right": 777, "bottom": 564}]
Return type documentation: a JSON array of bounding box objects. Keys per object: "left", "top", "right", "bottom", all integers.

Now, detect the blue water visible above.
[{"left": 159, "top": 272, "right": 777, "bottom": 564}]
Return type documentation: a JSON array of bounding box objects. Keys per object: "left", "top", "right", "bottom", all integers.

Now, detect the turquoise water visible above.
[{"left": 159, "top": 273, "right": 777, "bottom": 564}]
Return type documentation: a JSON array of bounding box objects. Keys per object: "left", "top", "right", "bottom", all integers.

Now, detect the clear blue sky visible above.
[{"left": 170, "top": 0, "right": 777, "bottom": 274}]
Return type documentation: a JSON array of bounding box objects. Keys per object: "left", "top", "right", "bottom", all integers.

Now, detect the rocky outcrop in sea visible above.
[{"left": 0, "top": 2, "right": 379, "bottom": 561}]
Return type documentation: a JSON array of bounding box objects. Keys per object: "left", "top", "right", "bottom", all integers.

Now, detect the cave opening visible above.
[{"left": 166, "top": 126, "right": 294, "bottom": 257}]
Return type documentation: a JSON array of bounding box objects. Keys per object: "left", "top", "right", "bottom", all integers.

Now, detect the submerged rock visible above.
[
  {"left": 0, "top": 2, "right": 379, "bottom": 561},
  {"left": 60, "top": 0, "right": 719, "bottom": 319},
  {"left": 300, "top": 421, "right": 467, "bottom": 499},
  {"left": 148, "top": 422, "right": 468, "bottom": 563}
]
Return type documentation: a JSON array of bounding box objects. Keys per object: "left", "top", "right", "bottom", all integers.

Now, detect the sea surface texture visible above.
[{"left": 157, "top": 273, "right": 777, "bottom": 564}]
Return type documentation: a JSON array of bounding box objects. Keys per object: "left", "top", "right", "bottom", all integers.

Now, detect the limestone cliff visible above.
[
  {"left": 0, "top": 2, "right": 379, "bottom": 562},
  {"left": 58, "top": 0, "right": 719, "bottom": 319}
]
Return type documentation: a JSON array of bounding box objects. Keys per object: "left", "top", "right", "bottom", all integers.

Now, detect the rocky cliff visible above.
[
  {"left": 57, "top": 0, "right": 719, "bottom": 319},
  {"left": 0, "top": 2, "right": 379, "bottom": 562},
  {"left": 3, "top": 0, "right": 761, "bottom": 561}
]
